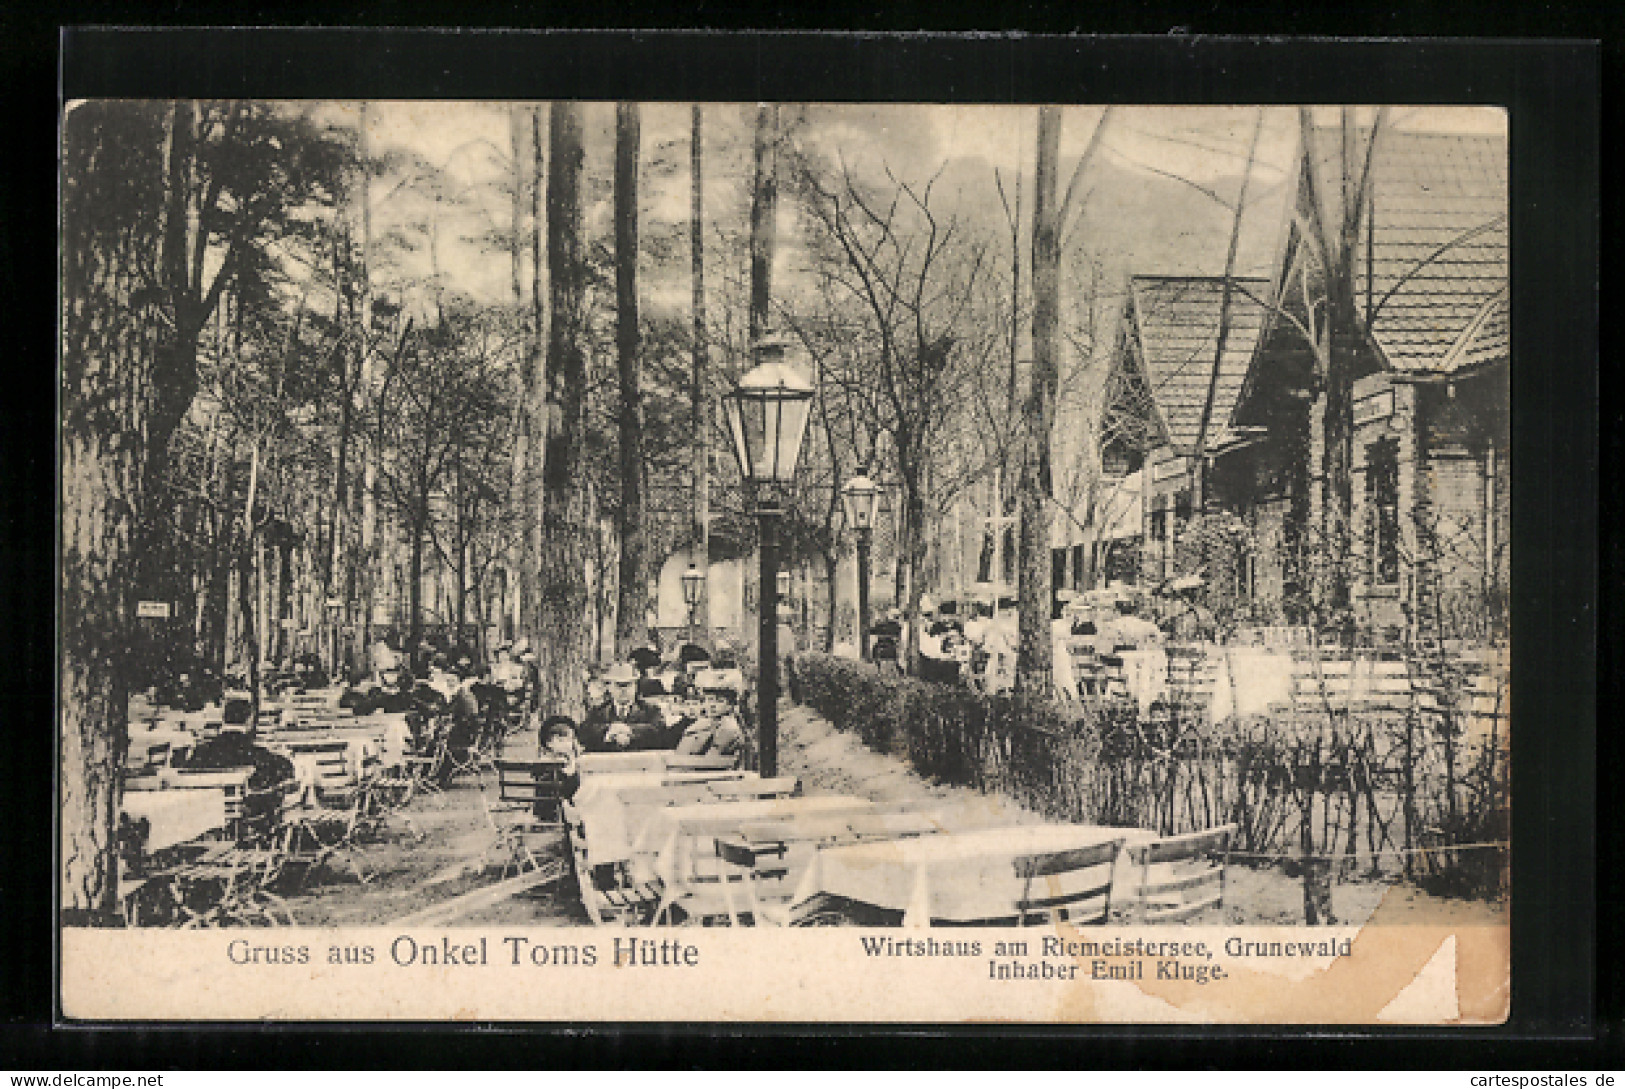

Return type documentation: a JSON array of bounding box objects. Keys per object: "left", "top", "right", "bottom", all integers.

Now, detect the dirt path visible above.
[{"left": 278, "top": 778, "right": 583, "bottom": 928}]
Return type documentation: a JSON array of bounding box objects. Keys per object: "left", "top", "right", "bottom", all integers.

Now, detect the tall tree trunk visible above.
[
  {"left": 902, "top": 475, "right": 928, "bottom": 674},
  {"left": 536, "top": 102, "right": 592, "bottom": 717},
  {"left": 690, "top": 104, "right": 710, "bottom": 640},
  {"left": 507, "top": 105, "right": 529, "bottom": 645},
  {"left": 454, "top": 458, "right": 469, "bottom": 648},
  {"left": 61, "top": 102, "right": 168, "bottom": 923},
  {"left": 748, "top": 105, "right": 779, "bottom": 343},
  {"left": 823, "top": 551, "right": 839, "bottom": 653},
  {"left": 408, "top": 524, "right": 425, "bottom": 652},
  {"left": 1017, "top": 105, "right": 1062, "bottom": 697},
  {"left": 614, "top": 102, "right": 647, "bottom": 658},
  {"left": 357, "top": 101, "right": 380, "bottom": 671},
  {"left": 142, "top": 102, "right": 209, "bottom": 682},
  {"left": 520, "top": 106, "right": 548, "bottom": 645}
]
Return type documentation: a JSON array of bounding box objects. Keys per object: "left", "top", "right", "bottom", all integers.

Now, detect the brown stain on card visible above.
[{"left": 1042, "top": 881, "right": 1508, "bottom": 1024}]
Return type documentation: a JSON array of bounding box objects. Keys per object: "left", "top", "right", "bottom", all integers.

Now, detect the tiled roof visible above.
[
  {"left": 1127, "top": 275, "right": 1270, "bottom": 456},
  {"left": 1305, "top": 127, "right": 1507, "bottom": 376}
]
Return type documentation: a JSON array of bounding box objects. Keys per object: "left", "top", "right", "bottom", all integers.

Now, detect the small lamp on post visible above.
[
  {"left": 723, "top": 336, "right": 814, "bottom": 778},
  {"left": 681, "top": 561, "right": 706, "bottom": 646},
  {"left": 842, "top": 473, "right": 880, "bottom": 661}
]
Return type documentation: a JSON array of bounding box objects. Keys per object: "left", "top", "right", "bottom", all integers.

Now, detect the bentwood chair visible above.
[{"left": 1121, "top": 823, "right": 1236, "bottom": 923}]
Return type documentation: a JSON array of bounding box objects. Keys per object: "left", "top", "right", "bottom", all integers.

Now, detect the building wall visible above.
[
  {"left": 1140, "top": 449, "right": 1193, "bottom": 584},
  {"left": 1348, "top": 373, "right": 1416, "bottom": 640},
  {"left": 1338, "top": 370, "right": 1508, "bottom": 642}
]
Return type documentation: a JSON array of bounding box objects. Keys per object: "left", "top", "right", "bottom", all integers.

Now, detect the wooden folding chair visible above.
[
  {"left": 1006, "top": 838, "right": 1127, "bottom": 926},
  {"left": 402, "top": 733, "right": 450, "bottom": 807},
  {"left": 715, "top": 836, "right": 793, "bottom": 926},
  {"left": 1122, "top": 824, "right": 1236, "bottom": 923},
  {"left": 481, "top": 759, "right": 570, "bottom": 881},
  {"left": 139, "top": 742, "right": 171, "bottom": 773}
]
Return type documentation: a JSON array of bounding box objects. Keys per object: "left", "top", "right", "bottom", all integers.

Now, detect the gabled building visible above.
[
  {"left": 1225, "top": 126, "right": 1509, "bottom": 640},
  {"left": 1097, "top": 274, "right": 1270, "bottom": 584}
]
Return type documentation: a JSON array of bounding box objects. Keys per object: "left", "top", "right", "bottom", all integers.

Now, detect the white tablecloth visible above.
[
  {"left": 633, "top": 795, "right": 875, "bottom": 890},
  {"left": 788, "top": 822, "right": 1155, "bottom": 926},
  {"left": 570, "top": 770, "right": 750, "bottom": 868},
  {"left": 123, "top": 789, "right": 225, "bottom": 851}
]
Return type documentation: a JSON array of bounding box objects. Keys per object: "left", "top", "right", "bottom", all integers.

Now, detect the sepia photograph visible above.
[{"left": 59, "top": 96, "right": 1514, "bottom": 1021}]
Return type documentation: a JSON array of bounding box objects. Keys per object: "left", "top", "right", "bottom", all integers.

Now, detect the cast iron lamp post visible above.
[
  {"left": 681, "top": 562, "right": 706, "bottom": 646},
  {"left": 723, "top": 337, "right": 814, "bottom": 778},
  {"left": 842, "top": 473, "right": 880, "bottom": 661}
]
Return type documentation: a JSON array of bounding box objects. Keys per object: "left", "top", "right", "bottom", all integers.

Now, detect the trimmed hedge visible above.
[
  {"left": 793, "top": 651, "right": 1510, "bottom": 897},
  {"left": 793, "top": 653, "right": 1116, "bottom": 825}
]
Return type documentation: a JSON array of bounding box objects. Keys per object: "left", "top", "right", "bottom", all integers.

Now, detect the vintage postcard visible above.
[{"left": 60, "top": 99, "right": 1510, "bottom": 1023}]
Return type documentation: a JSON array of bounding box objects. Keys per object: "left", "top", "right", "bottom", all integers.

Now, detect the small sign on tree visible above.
[{"left": 135, "top": 600, "right": 171, "bottom": 620}]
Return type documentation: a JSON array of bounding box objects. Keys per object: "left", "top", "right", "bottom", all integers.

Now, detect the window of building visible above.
[{"left": 1366, "top": 438, "right": 1400, "bottom": 586}]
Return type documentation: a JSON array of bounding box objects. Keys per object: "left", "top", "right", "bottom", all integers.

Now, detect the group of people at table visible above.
[
  {"left": 892, "top": 584, "right": 1201, "bottom": 697},
  {"left": 120, "top": 633, "right": 754, "bottom": 844}
]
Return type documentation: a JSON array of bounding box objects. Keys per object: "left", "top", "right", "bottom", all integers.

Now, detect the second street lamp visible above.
[
  {"left": 681, "top": 562, "right": 706, "bottom": 646},
  {"left": 723, "top": 336, "right": 814, "bottom": 778},
  {"left": 842, "top": 473, "right": 879, "bottom": 661}
]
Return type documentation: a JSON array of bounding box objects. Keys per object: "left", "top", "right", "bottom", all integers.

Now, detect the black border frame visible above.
[{"left": 15, "top": 27, "right": 1602, "bottom": 1067}]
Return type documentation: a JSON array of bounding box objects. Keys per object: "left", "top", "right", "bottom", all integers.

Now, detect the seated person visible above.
[
  {"left": 371, "top": 670, "right": 415, "bottom": 714},
  {"left": 579, "top": 662, "right": 672, "bottom": 752},
  {"left": 674, "top": 675, "right": 745, "bottom": 757},
  {"left": 539, "top": 715, "right": 583, "bottom": 801},
  {"left": 628, "top": 644, "right": 663, "bottom": 677},
  {"left": 676, "top": 643, "right": 712, "bottom": 673},
  {"left": 175, "top": 723, "right": 295, "bottom": 833},
  {"left": 163, "top": 670, "right": 209, "bottom": 713},
  {"left": 581, "top": 666, "right": 609, "bottom": 716},
  {"left": 666, "top": 669, "right": 695, "bottom": 700}
]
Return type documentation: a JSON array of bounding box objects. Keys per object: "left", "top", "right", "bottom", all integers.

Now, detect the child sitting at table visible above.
[{"left": 540, "top": 715, "right": 583, "bottom": 800}]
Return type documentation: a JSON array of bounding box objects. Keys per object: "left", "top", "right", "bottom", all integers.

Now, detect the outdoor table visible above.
[
  {"left": 1209, "top": 646, "right": 1296, "bottom": 721},
  {"left": 631, "top": 794, "right": 875, "bottom": 912},
  {"left": 265, "top": 712, "right": 409, "bottom": 773},
  {"left": 150, "top": 712, "right": 213, "bottom": 736},
  {"left": 784, "top": 822, "right": 1156, "bottom": 927},
  {"left": 127, "top": 728, "right": 197, "bottom": 768},
  {"left": 319, "top": 717, "right": 411, "bottom": 769},
  {"left": 123, "top": 788, "right": 226, "bottom": 851},
  {"left": 569, "top": 769, "right": 756, "bottom": 870},
  {"left": 579, "top": 751, "right": 668, "bottom": 777},
  {"left": 264, "top": 736, "right": 366, "bottom": 795},
  {"left": 711, "top": 808, "right": 952, "bottom": 918}
]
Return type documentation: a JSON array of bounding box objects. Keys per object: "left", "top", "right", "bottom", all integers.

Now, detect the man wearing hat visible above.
[
  {"left": 579, "top": 661, "right": 668, "bottom": 752},
  {"left": 673, "top": 672, "right": 746, "bottom": 758}
]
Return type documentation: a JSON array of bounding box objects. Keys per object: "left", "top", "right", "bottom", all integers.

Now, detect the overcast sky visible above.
[{"left": 334, "top": 103, "right": 1503, "bottom": 325}]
